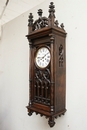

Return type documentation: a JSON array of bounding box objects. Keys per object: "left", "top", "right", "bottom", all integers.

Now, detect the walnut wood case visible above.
[{"left": 26, "top": 2, "right": 67, "bottom": 127}]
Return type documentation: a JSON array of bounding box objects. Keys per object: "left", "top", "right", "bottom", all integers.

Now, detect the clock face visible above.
[{"left": 35, "top": 47, "right": 50, "bottom": 68}]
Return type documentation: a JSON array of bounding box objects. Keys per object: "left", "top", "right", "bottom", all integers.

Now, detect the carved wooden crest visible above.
[{"left": 28, "top": 2, "right": 65, "bottom": 33}]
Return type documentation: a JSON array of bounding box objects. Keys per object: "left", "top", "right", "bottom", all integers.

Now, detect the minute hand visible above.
[{"left": 41, "top": 52, "right": 49, "bottom": 60}]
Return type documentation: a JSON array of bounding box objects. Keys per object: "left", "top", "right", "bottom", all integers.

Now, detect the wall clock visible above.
[{"left": 26, "top": 2, "right": 67, "bottom": 127}]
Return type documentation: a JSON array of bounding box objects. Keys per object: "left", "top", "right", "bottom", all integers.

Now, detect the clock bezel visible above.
[{"left": 34, "top": 45, "right": 51, "bottom": 70}]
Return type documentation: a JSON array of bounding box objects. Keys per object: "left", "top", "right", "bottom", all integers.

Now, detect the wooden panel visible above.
[
  {"left": 32, "top": 103, "right": 50, "bottom": 112},
  {"left": 54, "top": 35, "right": 66, "bottom": 112}
]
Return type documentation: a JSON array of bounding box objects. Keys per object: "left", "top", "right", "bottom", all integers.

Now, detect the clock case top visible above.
[{"left": 26, "top": 2, "right": 67, "bottom": 126}]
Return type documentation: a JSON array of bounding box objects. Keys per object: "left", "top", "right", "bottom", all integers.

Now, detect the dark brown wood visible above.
[{"left": 26, "top": 2, "right": 67, "bottom": 127}]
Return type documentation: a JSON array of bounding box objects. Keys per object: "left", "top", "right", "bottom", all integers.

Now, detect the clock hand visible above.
[
  {"left": 37, "top": 57, "right": 43, "bottom": 59},
  {"left": 44, "top": 52, "right": 49, "bottom": 58},
  {"left": 37, "top": 52, "right": 49, "bottom": 60},
  {"left": 40, "top": 52, "right": 49, "bottom": 60}
]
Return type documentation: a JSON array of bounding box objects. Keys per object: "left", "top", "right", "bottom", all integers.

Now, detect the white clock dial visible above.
[{"left": 35, "top": 47, "right": 50, "bottom": 68}]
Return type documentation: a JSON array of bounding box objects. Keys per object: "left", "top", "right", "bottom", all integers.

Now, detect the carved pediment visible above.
[
  {"left": 28, "top": 2, "right": 65, "bottom": 33},
  {"left": 33, "top": 16, "right": 49, "bottom": 31}
]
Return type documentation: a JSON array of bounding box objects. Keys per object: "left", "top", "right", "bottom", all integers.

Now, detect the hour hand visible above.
[{"left": 37, "top": 56, "right": 43, "bottom": 59}]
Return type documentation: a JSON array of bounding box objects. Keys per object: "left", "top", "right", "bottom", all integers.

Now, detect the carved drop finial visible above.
[
  {"left": 38, "top": 9, "right": 43, "bottom": 17},
  {"left": 28, "top": 13, "right": 33, "bottom": 26},
  {"left": 49, "top": 2, "right": 55, "bottom": 18}
]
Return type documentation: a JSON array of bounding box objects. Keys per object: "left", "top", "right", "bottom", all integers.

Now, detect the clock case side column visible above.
[
  {"left": 26, "top": 39, "right": 34, "bottom": 116},
  {"left": 48, "top": 33, "right": 55, "bottom": 127},
  {"left": 26, "top": 13, "right": 34, "bottom": 115},
  {"left": 49, "top": 34, "right": 55, "bottom": 113},
  {"left": 48, "top": 1, "right": 56, "bottom": 116}
]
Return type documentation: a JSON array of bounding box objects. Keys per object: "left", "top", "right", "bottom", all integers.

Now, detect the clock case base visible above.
[{"left": 26, "top": 105, "right": 66, "bottom": 127}]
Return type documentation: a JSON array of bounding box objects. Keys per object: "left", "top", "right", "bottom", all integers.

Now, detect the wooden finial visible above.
[
  {"left": 28, "top": 13, "right": 33, "bottom": 26},
  {"left": 38, "top": 9, "right": 43, "bottom": 17},
  {"left": 49, "top": 2, "right": 55, "bottom": 18},
  {"left": 60, "top": 23, "right": 64, "bottom": 30}
]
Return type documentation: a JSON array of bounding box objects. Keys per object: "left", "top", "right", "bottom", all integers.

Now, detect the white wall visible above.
[{"left": 0, "top": 0, "right": 87, "bottom": 130}]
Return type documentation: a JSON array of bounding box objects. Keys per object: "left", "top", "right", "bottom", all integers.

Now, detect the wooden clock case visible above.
[{"left": 26, "top": 2, "right": 67, "bottom": 127}]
